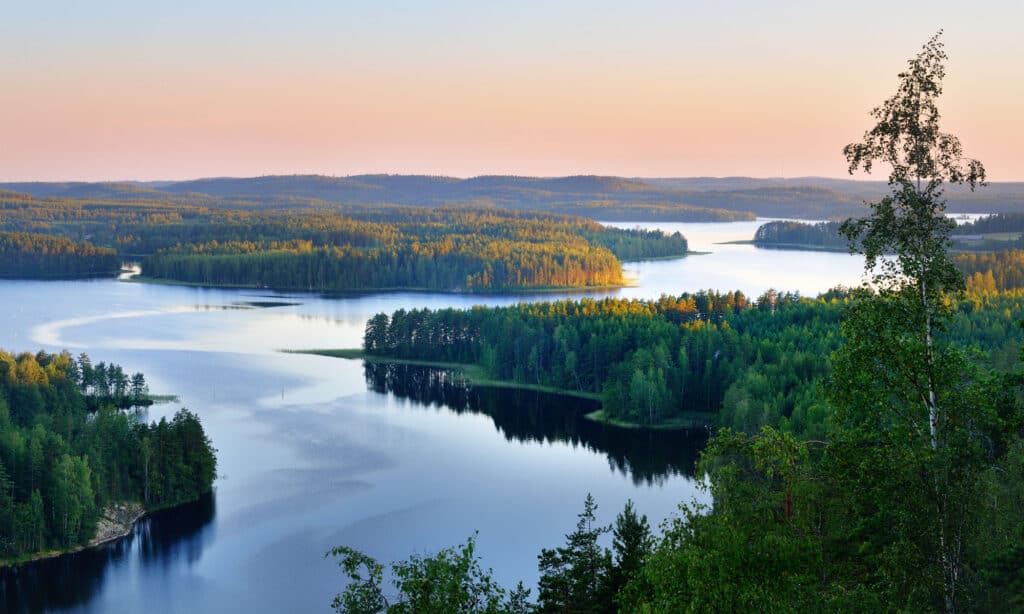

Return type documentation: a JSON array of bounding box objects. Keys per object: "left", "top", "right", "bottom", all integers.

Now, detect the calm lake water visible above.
[{"left": 0, "top": 219, "right": 869, "bottom": 613}]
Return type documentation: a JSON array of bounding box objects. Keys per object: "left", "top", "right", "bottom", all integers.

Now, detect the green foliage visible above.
[
  {"left": 753, "top": 220, "right": 849, "bottom": 250},
  {"left": 622, "top": 428, "right": 827, "bottom": 613},
  {"left": 362, "top": 283, "right": 1024, "bottom": 432},
  {"left": 608, "top": 500, "right": 651, "bottom": 608},
  {"left": 834, "top": 31, "right": 998, "bottom": 612},
  {"left": 624, "top": 33, "right": 1024, "bottom": 614},
  {"left": 0, "top": 231, "right": 119, "bottom": 278},
  {"left": 0, "top": 348, "right": 216, "bottom": 559},
  {"left": 326, "top": 546, "right": 388, "bottom": 614},
  {"left": 327, "top": 535, "right": 530, "bottom": 614},
  {"left": 536, "top": 494, "right": 613, "bottom": 613}
]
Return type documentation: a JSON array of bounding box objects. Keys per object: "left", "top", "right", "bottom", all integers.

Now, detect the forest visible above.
[
  {"left": 0, "top": 232, "right": 119, "bottom": 279},
  {"left": 752, "top": 214, "right": 1024, "bottom": 253},
  {"left": 752, "top": 220, "right": 849, "bottom": 250},
  {"left": 331, "top": 35, "right": 1024, "bottom": 613},
  {"left": 0, "top": 191, "right": 687, "bottom": 290},
  {"left": 954, "top": 212, "right": 1024, "bottom": 235},
  {"left": 361, "top": 285, "right": 1024, "bottom": 436},
  {"left": 955, "top": 250, "right": 1024, "bottom": 292},
  {"left": 5, "top": 174, "right": 1023, "bottom": 220},
  {"left": 0, "top": 349, "right": 217, "bottom": 561}
]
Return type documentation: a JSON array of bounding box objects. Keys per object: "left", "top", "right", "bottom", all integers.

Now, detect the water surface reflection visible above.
[
  {"left": 364, "top": 363, "right": 708, "bottom": 485},
  {"left": 0, "top": 493, "right": 215, "bottom": 614}
]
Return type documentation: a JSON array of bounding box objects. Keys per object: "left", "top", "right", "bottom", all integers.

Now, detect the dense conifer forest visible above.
[
  {"left": 361, "top": 286, "right": 1024, "bottom": 435},
  {"left": 954, "top": 212, "right": 1024, "bottom": 235},
  {"left": 752, "top": 220, "right": 849, "bottom": 250},
  {"left": 0, "top": 349, "right": 216, "bottom": 561}
]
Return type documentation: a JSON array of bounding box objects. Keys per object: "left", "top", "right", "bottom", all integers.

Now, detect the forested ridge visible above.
[
  {"left": 5, "top": 174, "right": 1022, "bottom": 219},
  {"left": 0, "top": 191, "right": 687, "bottom": 290},
  {"left": 0, "top": 349, "right": 216, "bottom": 561}
]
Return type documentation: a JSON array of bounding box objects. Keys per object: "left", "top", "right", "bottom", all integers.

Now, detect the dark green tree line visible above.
[
  {"left": 0, "top": 349, "right": 216, "bottom": 559},
  {"left": 0, "top": 232, "right": 119, "bottom": 278}
]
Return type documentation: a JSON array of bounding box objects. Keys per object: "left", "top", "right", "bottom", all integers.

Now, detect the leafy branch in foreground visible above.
[{"left": 327, "top": 534, "right": 531, "bottom": 614}]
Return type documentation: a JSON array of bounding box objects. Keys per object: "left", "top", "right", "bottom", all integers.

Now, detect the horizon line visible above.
[{"left": 3, "top": 173, "right": 1023, "bottom": 185}]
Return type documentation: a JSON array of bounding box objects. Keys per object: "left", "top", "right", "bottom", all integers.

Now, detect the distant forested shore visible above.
[
  {"left": 749, "top": 213, "right": 1024, "bottom": 255},
  {"left": 3, "top": 176, "right": 1021, "bottom": 291},
  {"left": 0, "top": 232, "right": 120, "bottom": 279},
  {"left": 4, "top": 174, "right": 1023, "bottom": 219},
  {"left": 0, "top": 190, "right": 688, "bottom": 291}
]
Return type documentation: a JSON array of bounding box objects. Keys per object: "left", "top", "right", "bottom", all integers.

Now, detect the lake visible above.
[{"left": 0, "top": 219, "right": 869, "bottom": 613}]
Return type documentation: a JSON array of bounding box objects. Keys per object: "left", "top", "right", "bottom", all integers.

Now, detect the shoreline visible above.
[
  {"left": 125, "top": 274, "right": 637, "bottom": 295},
  {"left": 0, "top": 502, "right": 146, "bottom": 570},
  {"left": 284, "top": 348, "right": 705, "bottom": 430},
  {"left": 283, "top": 348, "right": 603, "bottom": 402},
  {"left": 583, "top": 409, "right": 713, "bottom": 430},
  {"left": 716, "top": 240, "right": 851, "bottom": 252}
]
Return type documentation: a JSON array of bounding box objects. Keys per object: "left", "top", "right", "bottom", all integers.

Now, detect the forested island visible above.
[
  {"left": 750, "top": 220, "right": 849, "bottom": 251},
  {"left": 750, "top": 214, "right": 1024, "bottom": 254},
  {"left": 0, "top": 349, "right": 216, "bottom": 563},
  {"left": 0, "top": 190, "right": 688, "bottom": 291}
]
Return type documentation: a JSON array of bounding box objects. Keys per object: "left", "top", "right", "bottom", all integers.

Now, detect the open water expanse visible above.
[{"left": 0, "top": 219, "right": 869, "bottom": 613}]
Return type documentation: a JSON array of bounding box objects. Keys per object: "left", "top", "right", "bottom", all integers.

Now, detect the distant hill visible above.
[
  {"left": 4, "top": 175, "right": 1023, "bottom": 220},
  {"left": 637, "top": 176, "right": 887, "bottom": 194}
]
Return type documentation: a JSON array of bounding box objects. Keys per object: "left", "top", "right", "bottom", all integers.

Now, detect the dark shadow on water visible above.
[
  {"left": 364, "top": 363, "right": 708, "bottom": 485},
  {"left": 0, "top": 492, "right": 216, "bottom": 614}
]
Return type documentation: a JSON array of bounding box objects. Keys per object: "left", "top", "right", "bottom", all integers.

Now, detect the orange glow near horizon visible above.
[{"left": 2, "top": 3, "right": 1022, "bottom": 182}]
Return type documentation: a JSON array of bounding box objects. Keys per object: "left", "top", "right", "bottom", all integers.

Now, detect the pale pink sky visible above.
[{"left": 2, "top": 2, "right": 1021, "bottom": 182}]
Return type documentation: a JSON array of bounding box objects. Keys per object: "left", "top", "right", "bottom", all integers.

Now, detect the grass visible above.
[
  {"left": 584, "top": 409, "right": 713, "bottom": 430},
  {"left": 146, "top": 394, "right": 179, "bottom": 404},
  {"left": 126, "top": 276, "right": 630, "bottom": 294},
  {"left": 620, "top": 252, "right": 702, "bottom": 262},
  {"left": 717, "top": 240, "right": 850, "bottom": 252},
  {"left": 285, "top": 349, "right": 705, "bottom": 429},
  {"left": 283, "top": 348, "right": 604, "bottom": 401},
  {"left": 979, "top": 232, "right": 1022, "bottom": 241}
]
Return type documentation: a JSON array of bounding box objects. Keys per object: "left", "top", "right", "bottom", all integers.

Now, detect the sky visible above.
[{"left": 2, "top": 1, "right": 1022, "bottom": 182}]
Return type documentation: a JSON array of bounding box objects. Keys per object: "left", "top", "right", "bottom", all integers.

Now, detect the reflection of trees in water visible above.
[
  {"left": 365, "top": 363, "right": 707, "bottom": 485},
  {"left": 138, "top": 491, "right": 216, "bottom": 567},
  {"left": 0, "top": 492, "right": 215, "bottom": 614}
]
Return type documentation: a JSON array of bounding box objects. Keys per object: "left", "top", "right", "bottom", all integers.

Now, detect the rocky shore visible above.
[
  {"left": 0, "top": 501, "right": 146, "bottom": 568},
  {"left": 90, "top": 502, "right": 146, "bottom": 547}
]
